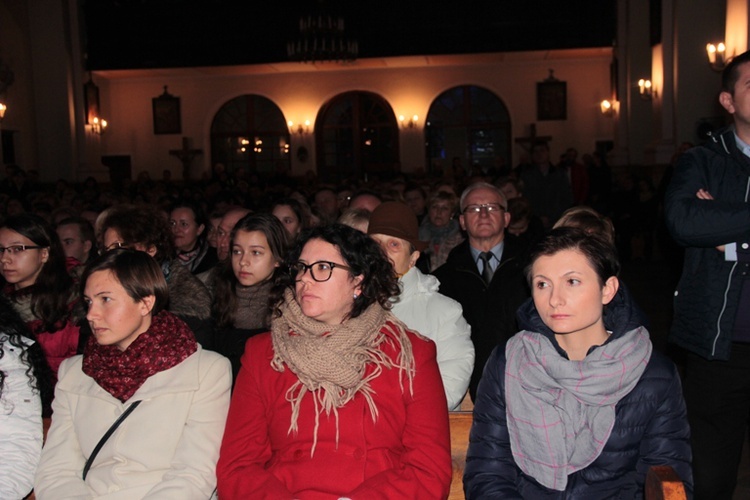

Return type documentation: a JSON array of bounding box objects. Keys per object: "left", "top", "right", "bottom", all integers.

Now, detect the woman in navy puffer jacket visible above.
[{"left": 464, "top": 228, "right": 692, "bottom": 498}]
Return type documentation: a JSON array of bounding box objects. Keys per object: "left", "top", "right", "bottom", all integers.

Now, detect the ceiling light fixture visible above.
[{"left": 287, "top": 14, "right": 358, "bottom": 63}]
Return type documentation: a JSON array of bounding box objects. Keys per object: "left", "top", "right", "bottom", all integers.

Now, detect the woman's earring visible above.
[{"left": 353, "top": 293, "right": 359, "bottom": 299}]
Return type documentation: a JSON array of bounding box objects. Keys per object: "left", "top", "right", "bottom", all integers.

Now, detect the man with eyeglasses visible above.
[{"left": 433, "top": 182, "right": 529, "bottom": 401}]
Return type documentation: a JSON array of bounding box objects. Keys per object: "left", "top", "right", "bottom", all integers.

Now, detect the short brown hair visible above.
[{"left": 81, "top": 248, "right": 169, "bottom": 315}]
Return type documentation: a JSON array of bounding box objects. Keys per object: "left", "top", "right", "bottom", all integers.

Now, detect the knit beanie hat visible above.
[{"left": 367, "top": 201, "right": 428, "bottom": 251}]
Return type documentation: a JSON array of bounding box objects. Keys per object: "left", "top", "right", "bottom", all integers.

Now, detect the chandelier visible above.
[{"left": 287, "top": 14, "right": 358, "bottom": 63}]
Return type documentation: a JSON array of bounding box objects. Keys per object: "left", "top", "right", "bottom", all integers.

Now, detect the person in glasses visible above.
[
  {"left": 211, "top": 213, "right": 289, "bottom": 380},
  {"left": 98, "top": 204, "right": 213, "bottom": 347},
  {"left": 0, "top": 213, "right": 80, "bottom": 383},
  {"left": 433, "top": 182, "right": 529, "bottom": 401},
  {"left": 217, "top": 223, "right": 451, "bottom": 498},
  {"left": 35, "top": 249, "right": 231, "bottom": 498}
]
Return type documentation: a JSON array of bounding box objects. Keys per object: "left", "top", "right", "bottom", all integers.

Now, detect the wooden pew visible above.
[
  {"left": 448, "top": 411, "right": 473, "bottom": 500},
  {"left": 645, "top": 465, "right": 687, "bottom": 500}
]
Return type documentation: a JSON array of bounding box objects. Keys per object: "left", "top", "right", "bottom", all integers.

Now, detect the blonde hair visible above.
[{"left": 553, "top": 206, "right": 615, "bottom": 246}]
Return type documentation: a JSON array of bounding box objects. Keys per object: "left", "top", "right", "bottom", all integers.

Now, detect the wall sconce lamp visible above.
[
  {"left": 706, "top": 43, "right": 730, "bottom": 72},
  {"left": 0, "top": 102, "right": 6, "bottom": 122},
  {"left": 287, "top": 120, "right": 310, "bottom": 136},
  {"left": 638, "top": 79, "right": 653, "bottom": 100},
  {"left": 600, "top": 99, "right": 616, "bottom": 117},
  {"left": 91, "top": 116, "right": 108, "bottom": 135},
  {"left": 399, "top": 114, "right": 419, "bottom": 129}
]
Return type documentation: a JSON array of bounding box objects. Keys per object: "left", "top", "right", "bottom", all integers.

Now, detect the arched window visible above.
[
  {"left": 425, "top": 86, "right": 511, "bottom": 176},
  {"left": 316, "top": 91, "right": 399, "bottom": 183},
  {"left": 210, "top": 95, "right": 290, "bottom": 175}
]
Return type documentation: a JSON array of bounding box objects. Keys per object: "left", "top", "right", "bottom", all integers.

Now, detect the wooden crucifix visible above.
[
  {"left": 169, "top": 137, "right": 203, "bottom": 181},
  {"left": 514, "top": 123, "right": 552, "bottom": 153}
]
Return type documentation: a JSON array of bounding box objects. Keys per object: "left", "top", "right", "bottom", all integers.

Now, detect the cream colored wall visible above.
[
  {"left": 96, "top": 51, "right": 614, "bottom": 181},
  {"left": 726, "top": 0, "right": 749, "bottom": 56}
]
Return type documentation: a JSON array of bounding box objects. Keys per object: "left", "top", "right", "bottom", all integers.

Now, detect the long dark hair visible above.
[
  {"left": 212, "top": 213, "right": 290, "bottom": 329},
  {"left": 0, "top": 293, "right": 53, "bottom": 411},
  {"left": 2, "top": 213, "right": 73, "bottom": 332},
  {"left": 273, "top": 223, "right": 399, "bottom": 321},
  {"left": 270, "top": 198, "right": 306, "bottom": 232}
]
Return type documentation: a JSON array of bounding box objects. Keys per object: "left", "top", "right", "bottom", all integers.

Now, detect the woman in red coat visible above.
[{"left": 217, "top": 223, "right": 451, "bottom": 499}]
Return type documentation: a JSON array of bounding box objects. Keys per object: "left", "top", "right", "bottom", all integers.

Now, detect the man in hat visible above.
[
  {"left": 368, "top": 201, "right": 474, "bottom": 410},
  {"left": 433, "top": 182, "right": 529, "bottom": 401}
]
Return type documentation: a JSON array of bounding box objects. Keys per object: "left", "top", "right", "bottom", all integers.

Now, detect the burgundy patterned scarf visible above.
[{"left": 82, "top": 310, "right": 198, "bottom": 402}]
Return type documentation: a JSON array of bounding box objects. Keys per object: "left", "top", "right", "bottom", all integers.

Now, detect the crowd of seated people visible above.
[{"left": 0, "top": 151, "right": 693, "bottom": 498}]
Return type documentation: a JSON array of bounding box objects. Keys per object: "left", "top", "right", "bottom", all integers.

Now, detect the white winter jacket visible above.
[
  {"left": 34, "top": 347, "right": 231, "bottom": 499},
  {"left": 391, "top": 267, "right": 474, "bottom": 410},
  {"left": 0, "top": 334, "right": 42, "bottom": 499}
]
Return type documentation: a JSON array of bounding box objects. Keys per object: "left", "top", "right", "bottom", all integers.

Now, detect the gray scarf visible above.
[{"left": 504, "top": 327, "right": 652, "bottom": 490}]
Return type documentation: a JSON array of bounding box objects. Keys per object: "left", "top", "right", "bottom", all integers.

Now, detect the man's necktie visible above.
[{"left": 479, "top": 251, "right": 494, "bottom": 285}]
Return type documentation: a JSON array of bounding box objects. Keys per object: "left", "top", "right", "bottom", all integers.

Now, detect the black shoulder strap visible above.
[{"left": 82, "top": 400, "right": 142, "bottom": 480}]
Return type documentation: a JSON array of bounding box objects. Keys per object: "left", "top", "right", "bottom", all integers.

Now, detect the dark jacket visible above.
[
  {"left": 432, "top": 236, "right": 529, "bottom": 399},
  {"left": 164, "top": 259, "right": 214, "bottom": 348},
  {"left": 665, "top": 127, "right": 750, "bottom": 360},
  {"left": 464, "top": 285, "right": 693, "bottom": 499},
  {"left": 191, "top": 245, "right": 219, "bottom": 276}
]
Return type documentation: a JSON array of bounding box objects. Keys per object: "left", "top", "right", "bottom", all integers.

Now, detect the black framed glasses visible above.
[
  {"left": 463, "top": 203, "right": 506, "bottom": 215},
  {"left": 104, "top": 241, "right": 129, "bottom": 252},
  {"left": 0, "top": 245, "right": 45, "bottom": 255},
  {"left": 290, "top": 260, "right": 352, "bottom": 282}
]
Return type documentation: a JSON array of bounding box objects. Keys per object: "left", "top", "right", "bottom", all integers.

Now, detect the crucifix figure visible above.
[
  {"left": 514, "top": 123, "right": 552, "bottom": 154},
  {"left": 169, "top": 137, "right": 203, "bottom": 181}
]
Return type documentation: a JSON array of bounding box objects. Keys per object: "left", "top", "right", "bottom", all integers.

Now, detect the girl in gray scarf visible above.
[{"left": 464, "top": 227, "right": 692, "bottom": 498}]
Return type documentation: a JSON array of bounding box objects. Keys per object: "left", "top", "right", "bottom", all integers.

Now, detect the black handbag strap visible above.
[{"left": 82, "top": 400, "right": 142, "bottom": 480}]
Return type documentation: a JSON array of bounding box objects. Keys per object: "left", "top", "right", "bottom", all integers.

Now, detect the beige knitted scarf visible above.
[{"left": 271, "top": 288, "right": 415, "bottom": 455}]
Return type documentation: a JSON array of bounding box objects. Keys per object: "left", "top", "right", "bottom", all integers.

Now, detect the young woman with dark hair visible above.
[
  {"left": 35, "top": 249, "right": 231, "bottom": 498},
  {"left": 217, "top": 223, "right": 451, "bottom": 498},
  {"left": 464, "top": 227, "right": 692, "bottom": 497},
  {"left": 211, "top": 213, "right": 289, "bottom": 379},
  {"left": 271, "top": 197, "right": 306, "bottom": 239},
  {"left": 0, "top": 213, "right": 79, "bottom": 380},
  {"left": 0, "top": 293, "right": 51, "bottom": 498}
]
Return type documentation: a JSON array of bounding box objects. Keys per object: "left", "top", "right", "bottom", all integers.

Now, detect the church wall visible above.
[
  {"left": 0, "top": 0, "right": 38, "bottom": 171},
  {"left": 94, "top": 50, "right": 614, "bottom": 181}
]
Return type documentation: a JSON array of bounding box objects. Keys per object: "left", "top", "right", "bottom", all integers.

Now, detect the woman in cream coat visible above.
[{"left": 35, "top": 249, "right": 231, "bottom": 499}]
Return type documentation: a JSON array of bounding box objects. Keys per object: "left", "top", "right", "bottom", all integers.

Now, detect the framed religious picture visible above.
[
  {"left": 537, "top": 71, "right": 567, "bottom": 121},
  {"left": 152, "top": 86, "right": 182, "bottom": 135}
]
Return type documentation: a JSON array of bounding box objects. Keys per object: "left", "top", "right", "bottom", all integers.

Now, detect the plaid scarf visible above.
[{"left": 504, "top": 327, "right": 652, "bottom": 490}]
